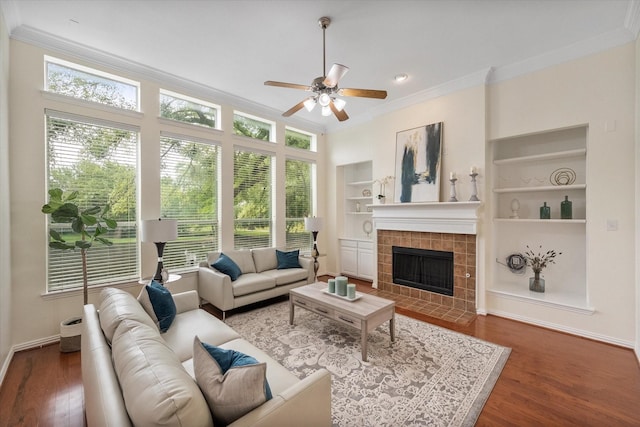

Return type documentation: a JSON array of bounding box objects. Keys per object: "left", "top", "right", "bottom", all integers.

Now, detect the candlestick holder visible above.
[
  {"left": 469, "top": 172, "right": 479, "bottom": 201},
  {"left": 448, "top": 178, "right": 458, "bottom": 202}
]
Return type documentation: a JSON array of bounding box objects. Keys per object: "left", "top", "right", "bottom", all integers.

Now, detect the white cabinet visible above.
[
  {"left": 340, "top": 239, "right": 373, "bottom": 281},
  {"left": 489, "top": 126, "right": 592, "bottom": 312}
]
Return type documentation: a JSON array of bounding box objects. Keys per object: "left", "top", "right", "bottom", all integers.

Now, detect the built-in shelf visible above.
[
  {"left": 488, "top": 285, "right": 594, "bottom": 315},
  {"left": 346, "top": 212, "right": 373, "bottom": 215},
  {"left": 346, "top": 196, "right": 373, "bottom": 201},
  {"left": 494, "top": 184, "right": 586, "bottom": 194},
  {"left": 346, "top": 180, "right": 373, "bottom": 186},
  {"left": 494, "top": 218, "right": 586, "bottom": 224},
  {"left": 493, "top": 148, "right": 586, "bottom": 165}
]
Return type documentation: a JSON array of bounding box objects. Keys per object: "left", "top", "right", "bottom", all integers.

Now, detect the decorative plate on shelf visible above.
[
  {"left": 362, "top": 188, "right": 372, "bottom": 197},
  {"left": 363, "top": 220, "right": 373, "bottom": 237},
  {"left": 550, "top": 167, "right": 576, "bottom": 186}
]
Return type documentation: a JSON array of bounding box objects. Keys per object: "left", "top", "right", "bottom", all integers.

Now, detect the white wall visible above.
[
  {"left": 7, "top": 38, "right": 325, "bottom": 347},
  {"left": 327, "top": 43, "right": 636, "bottom": 345},
  {"left": 0, "top": 7, "right": 12, "bottom": 381},
  {"left": 487, "top": 42, "right": 636, "bottom": 345},
  {"left": 636, "top": 35, "right": 640, "bottom": 362}
]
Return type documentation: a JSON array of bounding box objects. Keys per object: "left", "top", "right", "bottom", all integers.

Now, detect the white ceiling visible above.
[{"left": 2, "top": 0, "right": 638, "bottom": 132}]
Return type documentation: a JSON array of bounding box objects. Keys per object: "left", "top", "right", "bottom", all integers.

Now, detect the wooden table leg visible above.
[
  {"left": 289, "top": 299, "right": 294, "bottom": 325},
  {"left": 361, "top": 320, "right": 368, "bottom": 362},
  {"left": 390, "top": 311, "right": 395, "bottom": 342}
]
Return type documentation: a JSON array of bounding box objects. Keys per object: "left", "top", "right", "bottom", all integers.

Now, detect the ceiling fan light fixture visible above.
[
  {"left": 394, "top": 73, "right": 408, "bottom": 82},
  {"left": 303, "top": 97, "right": 317, "bottom": 112},
  {"left": 333, "top": 98, "right": 346, "bottom": 111},
  {"left": 318, "top": 93, "right": 331, "bottom": 107},
  {"left": 321, "top": 105, "right": 332, "bottom": 116}
]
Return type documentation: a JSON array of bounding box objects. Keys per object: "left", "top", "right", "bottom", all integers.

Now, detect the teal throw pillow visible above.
[
  {"left": 276, "top": 249, "right": 301, "bottom": 269},
  {"left": 212, "top": 253, "right": 242, "bottom": 281},
  {"left": 138, "top": 280, "right": 176, "bottom": 333},
  {"left": 193, "top": 336, "right": 272, "bottom": 425}
]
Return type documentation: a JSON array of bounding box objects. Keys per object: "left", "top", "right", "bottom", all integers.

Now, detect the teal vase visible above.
[
  {"left": 539, "top": 202, "right": 550, "bottom": 219},
  {"left": 561, "top": 195, "right": 572, "bottom": 219}
]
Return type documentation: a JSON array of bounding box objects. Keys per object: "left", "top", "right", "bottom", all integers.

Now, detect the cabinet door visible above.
[
  {"left": 340, "top": 242, "right": 358, "bottom": 277},
  {"left": 358, "top": 244, "right": 374, "bottom": 280}
]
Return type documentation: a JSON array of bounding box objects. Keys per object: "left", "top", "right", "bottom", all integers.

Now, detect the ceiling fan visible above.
[{"left": 264, "top": 16, "right": 387, "bottom": 122}]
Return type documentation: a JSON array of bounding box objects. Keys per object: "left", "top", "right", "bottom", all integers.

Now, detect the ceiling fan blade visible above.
[
  {"left": 264, "top": 80, "right": 312, "bottom": 91},
  {"left": 329, "top": 100, "right": 349, "bottom": 122},
  {"left": 282, "top": 100, "right": 306, "bottom": 117},
  {"left": 339, "top": 88, "right": 388, "bottom": 99},
  {"left": 323, "top": 63, "right": 349, "bottom": 88}
]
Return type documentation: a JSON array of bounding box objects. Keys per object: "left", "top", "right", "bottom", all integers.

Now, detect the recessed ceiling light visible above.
[{"left": 394, "top": 73, "right": 408, "bottom": 82}]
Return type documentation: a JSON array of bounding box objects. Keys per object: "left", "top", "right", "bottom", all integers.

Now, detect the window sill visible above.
[{"left": 40, "top": 278, "right": 143, "bottom": 301}]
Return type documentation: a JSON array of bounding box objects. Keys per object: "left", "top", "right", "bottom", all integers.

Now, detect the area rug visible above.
[{"left": 226, "top": 301, "right": 510, "bottom": 426}]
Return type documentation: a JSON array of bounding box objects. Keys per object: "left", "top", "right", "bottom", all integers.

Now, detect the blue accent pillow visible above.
[
  {"left": 201, "top": 341, "right": 273, "bottom": 400},
  {"left": 276, "top": 249, "right": 301, "bottom": 269},
  {"left": 145, "top": 281, "right": 177, "bottom": 333},
  {"left": 212, "top": 253, "right": 242, "bottom": 281}
]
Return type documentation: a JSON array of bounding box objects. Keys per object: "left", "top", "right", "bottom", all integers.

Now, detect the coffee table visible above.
[{"left": 289, "top": 282, "right": 395, "bottom": 361}]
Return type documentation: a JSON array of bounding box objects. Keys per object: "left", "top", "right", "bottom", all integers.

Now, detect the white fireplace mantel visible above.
[{"left": 371, "top": 201, "right": 481, "bottom": 235}]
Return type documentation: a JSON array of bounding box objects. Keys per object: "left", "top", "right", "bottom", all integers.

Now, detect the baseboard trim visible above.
[{"left": 0, "top": 335, "right": 60, "bottom": 387}]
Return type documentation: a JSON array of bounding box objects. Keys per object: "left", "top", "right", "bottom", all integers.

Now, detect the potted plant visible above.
[{"left": 41, "top": 188, "right": 117, "bottom": 351}]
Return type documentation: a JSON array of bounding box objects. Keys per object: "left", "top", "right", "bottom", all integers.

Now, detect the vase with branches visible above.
[{"left": 523, "top": 245, "right": 561, "bottom": 292}]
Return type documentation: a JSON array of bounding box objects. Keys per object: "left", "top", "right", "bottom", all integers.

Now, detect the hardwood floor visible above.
[{"left": 1, "top": 280, "right": 639, "bottom": 426}]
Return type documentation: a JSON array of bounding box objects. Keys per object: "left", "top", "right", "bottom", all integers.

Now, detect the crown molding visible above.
[{"left": 9, "top": 25, "right": 326, "bottom": 135}]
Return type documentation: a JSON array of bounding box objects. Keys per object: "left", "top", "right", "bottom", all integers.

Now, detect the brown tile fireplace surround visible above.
[{"left": 371, "top": 202, "right": 480, "bottom": 324}]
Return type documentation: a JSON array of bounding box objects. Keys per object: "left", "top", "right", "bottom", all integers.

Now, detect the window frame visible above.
[{"left": 159, "top": 89, "right": 221, "bottom": 130}]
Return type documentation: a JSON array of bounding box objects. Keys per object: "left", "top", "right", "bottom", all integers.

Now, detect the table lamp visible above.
[
  {"left": 141, "top": 218, "right": 178, "bottom": 283},
  {"left": 304, "top": 216, "right": 323, "bottom": 281}
]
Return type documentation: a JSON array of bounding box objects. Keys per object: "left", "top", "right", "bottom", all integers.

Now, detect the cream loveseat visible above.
[
  {"left": 198, "top": 248, "right": 314, "bottom": 320},
  {"left": 82, "top": 287, "right": 331, "bottom": 427}
]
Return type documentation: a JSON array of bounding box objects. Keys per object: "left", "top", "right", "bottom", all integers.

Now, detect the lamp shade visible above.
[
  {"left": 304, "top": 217, "right": 324, "bottom": 232},
  {"left": 141, "top": 218, "right": 178, "bottom": 243}
]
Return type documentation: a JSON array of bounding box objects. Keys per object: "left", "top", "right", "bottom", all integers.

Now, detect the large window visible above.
[
  {"left": 234, "top": 149, "right": 272, "bottom": 249},
  {"left": 45, "top": 57, "right": 139, "bottom": 110},
  {"left": 160, "top": 90, "right": 219, "bottom": 129},
  {"left": 285, "top": 158, "right": 313, "bottom": 250},
  {"left": 46, "top": 111, "right": 138, "bottom": 291},
  {"left": 160, "top": 134, "right": 220, "bottom": 269}
]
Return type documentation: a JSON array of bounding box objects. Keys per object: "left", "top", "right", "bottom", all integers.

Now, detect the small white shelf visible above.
[
  {"left": 346, "top": 180, "right": 373, "bottom": 186},
  {"left": 346, "top": 196, "right": 373, "bottom": 201},
  {"left": 493, "top": 184, "right": 586, "bottom": 194},
  {"left": 494, "top": 218, "right": 586, "bottom": 224},
  {"left": 488, "top": 284, "right": 594, "bottom": 315},
  {"left": 493, "top": 148, "right": 586, "bottom": 165},
  {"left": 346, "top": 211, "right": 373, "bottom": 215}
]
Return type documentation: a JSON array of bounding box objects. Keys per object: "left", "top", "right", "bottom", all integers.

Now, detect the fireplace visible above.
[{"left": 392, "top": 246, "right": 454, "bottom": 296}]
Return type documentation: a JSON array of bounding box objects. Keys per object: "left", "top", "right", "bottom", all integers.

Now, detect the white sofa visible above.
[
  {"left": 82, "top": 287, "right": 331, "bottom": 427},
  {"left": 198, "top": 248, "right": 314, "bottom": 320}
]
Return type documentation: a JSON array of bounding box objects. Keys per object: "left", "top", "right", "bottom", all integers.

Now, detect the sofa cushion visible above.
[
  {"left": 193, "top": 336, "right": 271, "bottom": 426},
  {"left": 232, "top": 273, "right": 276, "bottom": 297},
  {"left": 226, "top": 250, "right": 257, "bottom": 274},
  {"left": 99, "top": 287, "right": 157, "bottom": 344},
  {"left": 137, "top": 281, "right": 177, "bottom": 332},
  {"left": 251, "top": 247, "right": 278, "bottom": 273},
  {"left": 276, "top": 249, "right": 302, "bottom": 269},
  {"left": 212, "top": 253, "right": 243, "bottom": 281},
  {"left": 262, "top": 267, "right": 310, "bottom": 286},
  {"left": 112, "top": 319, "right": 213, "bottom": 427}
]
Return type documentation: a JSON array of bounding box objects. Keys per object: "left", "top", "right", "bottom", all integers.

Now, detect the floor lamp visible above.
[
  {"left": 304, "top": 217, "right": 323, "bottom": 282},
  {"left": 141, "top": 218, "right": 178, "bottom": 284}
]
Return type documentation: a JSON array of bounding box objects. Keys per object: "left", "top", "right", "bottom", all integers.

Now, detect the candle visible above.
[
  {"left": 470, "top": 166, "right": 476, "bottom": 175},
  {"left": 336, "top": 276, "right": 348, "bottom": 296},
  {"left": 328, "top": 279, "right": 336, "bottom": 293},
  {"left": 347, "top": 284, "right": 356, "bottom": 299},
  {"left": 450, "top": 172, "right": 456, "bottom": 180}
]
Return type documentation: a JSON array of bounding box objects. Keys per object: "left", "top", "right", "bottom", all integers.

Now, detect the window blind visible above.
[
  {"left": 160, "top": 135, "right": 220, "bottom": 269},
  {"left": 234, "top": 149, "right": 272, "bottom": 249},
  {"left": 46, "top": 114, "right": 138, "bottom": 291},
  {"left": 285, "top": 158, "right": 313, "bottom": 251}
]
